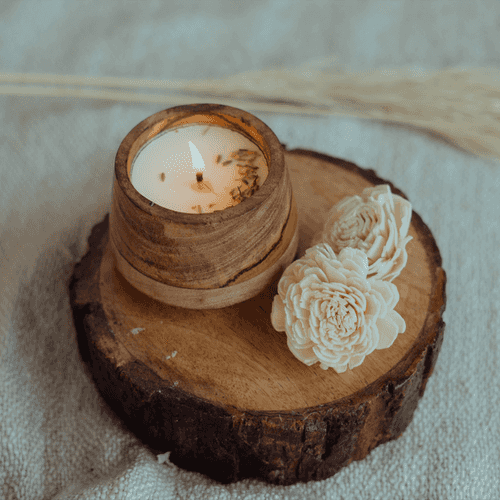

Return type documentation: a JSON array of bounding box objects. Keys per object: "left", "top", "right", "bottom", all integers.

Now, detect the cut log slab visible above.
[{"left": 69, "top": 148, "right": 446, "bottom": 486}]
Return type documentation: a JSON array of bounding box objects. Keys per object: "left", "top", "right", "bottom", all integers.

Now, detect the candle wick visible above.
[{"left": 196, "top": 172, "right": 214, "bottom": 193}]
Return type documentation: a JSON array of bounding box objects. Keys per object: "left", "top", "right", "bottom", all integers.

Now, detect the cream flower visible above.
[
  {"left": 311, "top": 185, "right": 412, "bottom": 282},
  {"left": 271, "top": 243, "right": 406, "bottom": 373}
]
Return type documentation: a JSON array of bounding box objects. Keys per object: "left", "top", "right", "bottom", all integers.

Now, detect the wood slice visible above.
[{"left": 69, "top": 148, "right": 446, "bottom": 486}]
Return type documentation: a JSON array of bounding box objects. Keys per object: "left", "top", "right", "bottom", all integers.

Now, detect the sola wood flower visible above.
[
  {"left": 311, "top": 185, "right": 412, "bottom": 282},
  {"left": 271, "top": 243, "right": 406, "bottom": 373}
]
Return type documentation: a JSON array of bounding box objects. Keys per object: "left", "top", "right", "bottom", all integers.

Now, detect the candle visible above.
[
  {"left": 130, "top": 124, "right": 269, "bottom": 214},
  {"left": 111, "top": 103, "right": 298, "bottom": 308}
]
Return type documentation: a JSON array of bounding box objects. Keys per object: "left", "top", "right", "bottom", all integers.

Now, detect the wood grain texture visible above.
[
  {"left": 69, "top": 148, "right": 446, "bottom": 485},
  {"left": 111, "top": 104, "right": 295, "bottom": 285},
  {"left": 110, "top": 104, "right": 299, "bottom": 308},
  {"left": 109, "top": 210, "right": 299, "bottom": 310}
]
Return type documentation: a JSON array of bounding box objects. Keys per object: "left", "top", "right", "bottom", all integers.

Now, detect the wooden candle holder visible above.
[
  {"left": 110, "top": 103, "right": 298, "bottom": 309},
  {"left": 70, "top": 148, "right": 446, "bottom": 486}
]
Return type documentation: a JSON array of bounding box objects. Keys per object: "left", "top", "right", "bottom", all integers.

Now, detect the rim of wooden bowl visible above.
[{"left": 114, "top": 103, "right": 285, "bottom": 225}]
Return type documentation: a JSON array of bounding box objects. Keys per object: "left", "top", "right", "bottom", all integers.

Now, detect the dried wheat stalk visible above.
[{"left": 1, "top": 58, "right": 499, "bottom": 161}]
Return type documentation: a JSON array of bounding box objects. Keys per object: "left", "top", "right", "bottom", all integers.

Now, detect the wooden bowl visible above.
[{"left": 110, "top": 104, "right": 299, "bottom": 309}]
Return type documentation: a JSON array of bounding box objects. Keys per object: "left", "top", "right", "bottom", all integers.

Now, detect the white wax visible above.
[{"left": 130, "top": 124, "right": 269, "bottom": 214}]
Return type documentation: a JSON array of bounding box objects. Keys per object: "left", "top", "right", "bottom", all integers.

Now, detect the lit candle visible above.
[{"left": 130, "top": 124, "right": 269, "bottom": 213}]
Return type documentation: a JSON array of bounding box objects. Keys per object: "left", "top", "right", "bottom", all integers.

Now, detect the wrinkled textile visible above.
[{"left": 1, "top": 1, "right": 500, "bottom": 499}]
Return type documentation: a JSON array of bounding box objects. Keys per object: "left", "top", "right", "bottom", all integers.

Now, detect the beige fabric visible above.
[
  {"left": 2, "top": 64, "right": 500, "bottom": 161},
  {"left": 1, "top": 1, "right": 499, "bottom": 499}
]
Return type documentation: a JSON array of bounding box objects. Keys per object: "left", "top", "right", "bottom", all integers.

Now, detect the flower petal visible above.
[
  {"left": 393, "top": 195, "right": 412, "bottom": 239},
  {"left": 364, "top": 292, "right": 381, "bottom": 321},
  {"left": 271, "top": 295, "right": 286, "bottom": 332},
  {"left": 306, "top": 242, "right": 338, "bottom": 263},
  {"left": 376, "top": 316, "right": 399, "bottom": 349},
  {"left": 367, "top": 286, "right": 387, "bottom": 319},
  {"left": 338, "top": 248, "right": 369, "bottom": 277},
  {"left": 371, "top": 279, "right": 399, "bottom": 312},
  {"left": 322, "top": 260, "right": 349, "bottom": 285},
  {"left": 363, "top": 184, "right": 391, "bottom": 201},
  {"left": 387, "top": 309, "right": 406, "bottom": 334},
  {"left": 287, "top": 339, "right": 318, "bottom": 366},
  {"left": 292, "top": 319, "right": 311, "bottom": 344},
  {"left": 381, "top": 216, "right": 397, "bottom": 258},
  {"left": 365, "top": 234, "right": 385, "bottom": 261},
  {"left": 346, "top": 275, "right": 369, "bottom": 294},
  {"left": 334, "top": 196, "right": 362, "bottom": 217}
]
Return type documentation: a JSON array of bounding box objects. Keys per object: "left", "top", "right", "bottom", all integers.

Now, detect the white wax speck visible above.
[
  {"left": 171, "top": 351, "right": 177, "bottom": 357},
  {"left": 131, "top": 328, "right": 145, "bottom": 335}
]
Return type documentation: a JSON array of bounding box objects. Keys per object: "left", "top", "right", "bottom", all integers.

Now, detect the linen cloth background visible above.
[{"left": 1, "top": 1, "right": 499, "bottom": 499}]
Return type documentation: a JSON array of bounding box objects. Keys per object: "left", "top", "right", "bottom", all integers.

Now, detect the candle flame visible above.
[{"left": 188, "top": 141, "right": 205, "bottom": 172}]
